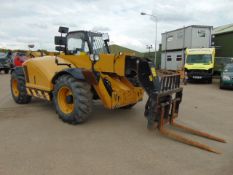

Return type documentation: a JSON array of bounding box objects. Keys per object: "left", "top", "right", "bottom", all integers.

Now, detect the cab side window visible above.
[{"left": 68, "top": 38, "right": 82, "bottom": 52}]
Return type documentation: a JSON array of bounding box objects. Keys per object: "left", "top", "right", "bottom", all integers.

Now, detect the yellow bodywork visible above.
[
  {"left": 184, "top": 48, "right": 215, "bottom": 71},
  {"left": 184, "top": 63, "right": 214, "bottom": 70},
  {"left": 24, "top": 56, "right": 74, "bottom": 91},
  {"left": 23, "top": 54, "right": 144, "bottom": 109},
  {"left": 92, "top": 74, "right": 143, "bottom": 109}
]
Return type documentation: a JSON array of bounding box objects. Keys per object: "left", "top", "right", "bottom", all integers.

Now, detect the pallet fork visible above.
[{"left": 144, "top": 71, "right": 226, "bottom": 154}]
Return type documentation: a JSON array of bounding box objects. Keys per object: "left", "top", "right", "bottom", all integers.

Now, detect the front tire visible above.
[
  {"left": 11, "top": 71, "right": 32, "bottom": 104},
  {"left": 53, "top": 75, "right": 93, "bottom": 124}
]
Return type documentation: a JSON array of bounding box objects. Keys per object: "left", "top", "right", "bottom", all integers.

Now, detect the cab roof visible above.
[{"left": 186, "top": 48, "right": 215, "bottom": 55}]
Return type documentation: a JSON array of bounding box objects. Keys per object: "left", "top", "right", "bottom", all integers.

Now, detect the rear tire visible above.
[
  {"left": 53, "top": 75, "right": 93, "bottom": 124},
  {"left": 10, "top": 71, "right": 32, "bottom": 104}
]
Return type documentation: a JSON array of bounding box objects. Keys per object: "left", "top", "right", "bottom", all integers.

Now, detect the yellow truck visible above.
[{"left": 184, "top": 48, "right": 215, "bottom": 83}]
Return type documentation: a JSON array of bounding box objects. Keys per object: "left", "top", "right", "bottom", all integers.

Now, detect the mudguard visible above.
[
  {"left": 52, "top": 68, "right": 98, "bottom": 85},
  {"left": 52, "top": 68, "right": 85, "bottom": 84}
]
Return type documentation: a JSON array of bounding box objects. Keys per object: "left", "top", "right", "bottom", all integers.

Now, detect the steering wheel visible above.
[{"left": 74, "top": 48, "right": 82, "bottom": 53}]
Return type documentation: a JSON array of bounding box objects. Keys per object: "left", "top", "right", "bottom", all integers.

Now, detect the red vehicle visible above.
[{"left": 13, "top": 52, "right": 27, "bottom": 67}]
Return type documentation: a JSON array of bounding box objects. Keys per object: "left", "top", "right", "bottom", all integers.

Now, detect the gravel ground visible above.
[{"left": 0, "top": 73, "right": 232, "bottom": 175}]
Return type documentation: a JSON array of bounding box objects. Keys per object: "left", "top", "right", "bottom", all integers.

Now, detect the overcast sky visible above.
[{"left": 0, "top": 0, "right": 232, "bottom": 52}]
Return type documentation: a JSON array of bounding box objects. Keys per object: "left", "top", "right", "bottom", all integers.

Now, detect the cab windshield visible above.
[
  {"left": 186, "top": 54, "right": 212, "bottom": 64},
  {"left": 67, "top": 32, "right": 108, "bottom": 55}
]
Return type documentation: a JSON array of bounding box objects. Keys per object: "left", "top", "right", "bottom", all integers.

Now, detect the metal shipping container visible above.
[{"left": 161, "top": 25, "right": 213, "bottom": 70}]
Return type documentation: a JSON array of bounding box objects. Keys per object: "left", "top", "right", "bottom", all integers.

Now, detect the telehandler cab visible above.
[{"left": 10, "top": 27, "right": 225, "bottom": 153}]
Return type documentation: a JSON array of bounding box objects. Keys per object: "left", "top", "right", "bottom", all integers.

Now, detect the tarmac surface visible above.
[{"left": 0, "top": 73, "right": 233, "bottom": 175}]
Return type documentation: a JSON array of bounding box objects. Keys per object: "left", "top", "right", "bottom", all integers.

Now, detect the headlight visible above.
[
  {"left": 90, "top": 54, "right": 94, "bottom": 61},
  {"left": 90, "top": 54, "right": 99, "bottom": 61},
  {"left": 222, "top": 75, "right": 230, "bottom": 80},
  {"left": 94, "top": 55, "right": 99, "bottom": 61}
]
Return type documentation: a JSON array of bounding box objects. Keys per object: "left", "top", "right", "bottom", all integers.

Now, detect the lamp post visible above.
[
  {"left": 141, "top": 12, "right": 158, "bottom": 66},
  {"left": 146, "top": 44, "right": 152, "bottom": 57}
]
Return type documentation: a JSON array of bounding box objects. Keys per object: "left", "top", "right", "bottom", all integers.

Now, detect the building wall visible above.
[
  {"left": 161, "top": 26, "right": 212, "bottom": 51},
  {"left": 161, "top": 28, "right": 190, "bottom": 51},
  {"left": 161, "top": 25, "right": 212, "bottom": 70},
  {"left": 161, "top": 51, "right": 184, "bottom": 70},
  {"left": 214, "top": 32, "right": 233, "bottom": 57},
  {"left": 191, "top": 27, "right": 212, "bottom": 48}
]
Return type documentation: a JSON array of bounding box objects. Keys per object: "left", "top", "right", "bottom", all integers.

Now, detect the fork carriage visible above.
[{"left": 144, "top": 70, "right": 226, "bottom": 154}]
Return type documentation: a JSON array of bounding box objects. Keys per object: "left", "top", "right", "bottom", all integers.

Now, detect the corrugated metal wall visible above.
[{"left": 214, "top": 33, "right": 233, "bottom": 57}]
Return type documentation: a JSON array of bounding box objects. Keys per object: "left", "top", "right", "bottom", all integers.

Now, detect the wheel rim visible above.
[
  {"left": 12, "top": 79, "right": 19, "bottom": 97},
  {"left": 57, "top": 86, "right": 74, "bottom": 114}
]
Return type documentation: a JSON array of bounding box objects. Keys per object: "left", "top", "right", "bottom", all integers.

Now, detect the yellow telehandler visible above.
[{"left": 10, "top": 27, "right": 225, "bottom": 153}]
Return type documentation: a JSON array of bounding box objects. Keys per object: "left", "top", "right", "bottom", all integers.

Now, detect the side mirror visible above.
[
  {"left": 54, "top": 36, "right": 66, "bottom": 45},
  {"left": 55, "top": 46, "right": 65, "bottom": 52},
  {"left": 58, "top": 26, "right": 69, "bottom": 33}
]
